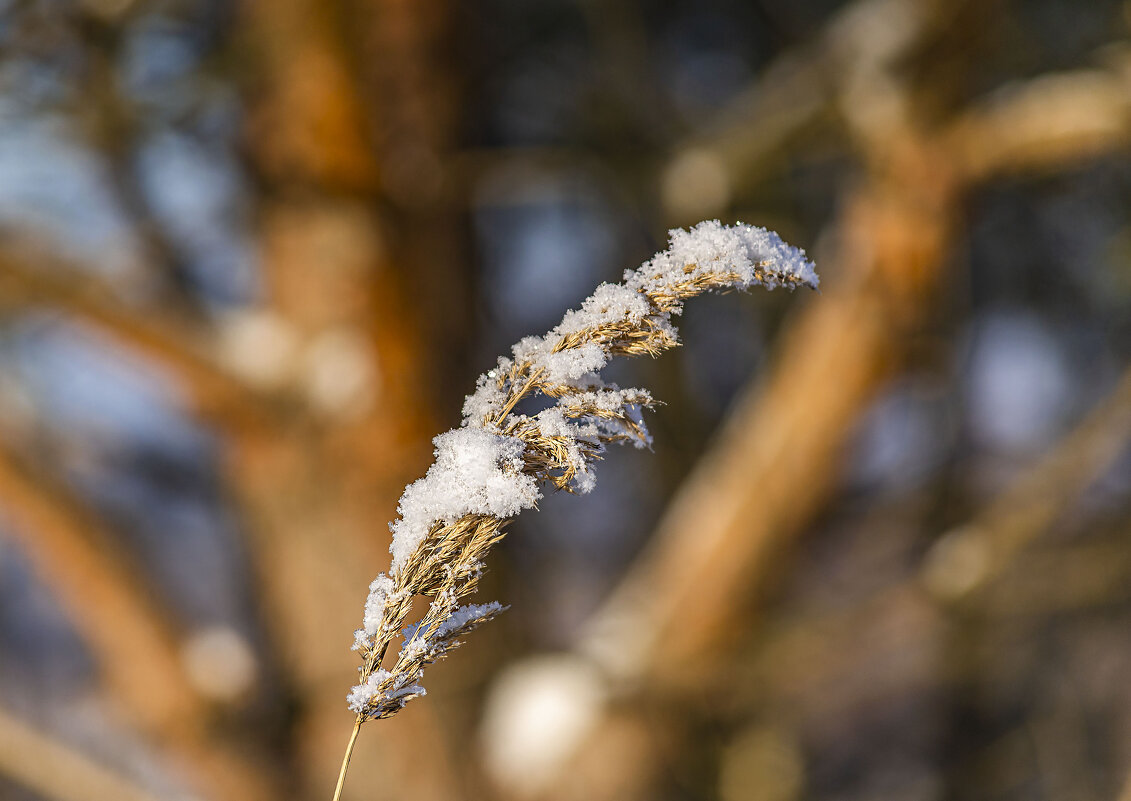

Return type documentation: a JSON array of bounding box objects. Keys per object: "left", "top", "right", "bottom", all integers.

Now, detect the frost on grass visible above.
[{"left": 347, "top": 220, "right": 817, "bottom": 720}]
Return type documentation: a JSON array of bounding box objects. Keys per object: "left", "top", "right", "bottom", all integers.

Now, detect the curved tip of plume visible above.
[{"left": 632, "top": 220, "right": 818, "bottom": 295}]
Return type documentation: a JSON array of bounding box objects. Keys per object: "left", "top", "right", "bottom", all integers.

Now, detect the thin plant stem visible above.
[{"left": 332, "top": 716, "right": 363, "bottom": 801}]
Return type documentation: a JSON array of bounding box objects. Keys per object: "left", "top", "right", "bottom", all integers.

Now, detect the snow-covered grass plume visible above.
[{"left": 344, "top": 220, "right": 817, "bottom": 722}]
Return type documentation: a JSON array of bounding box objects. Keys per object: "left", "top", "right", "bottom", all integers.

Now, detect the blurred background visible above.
[{"left": 0, "top": 0, "right": 1129, "bottom": 800}]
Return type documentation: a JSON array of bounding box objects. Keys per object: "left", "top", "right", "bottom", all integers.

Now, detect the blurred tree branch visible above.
[
  {"left": 923, "top": 367, "right": 1131, "bottom": 603},
  {"left": 0, "top": 3, "right": 464, "bottom": 795},
  {"left": 76, "top": 12, "right": 208, "bottom": 312},
  {"left": 1119, "top": 767, "right": 1131, "bottom": 801},
  {"left": 984, "top": 538, "right": 1131, "bottom": 617},
  {"left": 0, "top": 706, "right": 163, "bottom": 801},
  {"left": 0, "top": 442, "right": 196, "bottom": 733},
  {"left": 3, "top": 0, "right": 470, "bottom": 795},
  {"left": 0, "top": 439, "right": 278, "bottom": 801},
  {"left": 948, "top": 55, "right": 1131, "bottom": 181},
  {"left": 659, "top": 0, "right": 1005, "bottom": 223},
  {"left": 0, "top": 246, "right": 277, "bottom": 427}
]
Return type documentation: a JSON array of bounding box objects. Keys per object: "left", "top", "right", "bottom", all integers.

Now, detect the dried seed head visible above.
[{"left": 347, "top": 220, "right": 817, "bottom": 720}]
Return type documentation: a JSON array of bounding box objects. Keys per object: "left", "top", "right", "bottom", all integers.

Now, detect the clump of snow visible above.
[
  {"left": 513, "top": 336, "right": 608, "bottom": 385},
  {"left": 347, "top": 668, "right": 425, "bottom": 715},
  {"left": 358, "top": 573, "right": 395, "bottom": 643},
  {"left": 347, "top": 669, "right": 390, "bottom": 713},
  {"left": 626, "top": 219, "right": 818, "bottom": 297},
  {"left": 735, "top": 223, "right": 819, "bottom": 289},
  {"left": 390, "top": 428, "right": 541, "bottom": 571},
  {"left": 462, "top": 356, "right": 517, "bottom": 424},
  {"left": 557, "top": 283, "right": 651, "bottom": 334}
]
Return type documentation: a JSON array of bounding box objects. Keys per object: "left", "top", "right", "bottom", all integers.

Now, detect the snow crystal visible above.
[
  {"left": 389, "top": 428, "right": 541, "bottom": 571},
  {"left": 460, "top": 222, "right": 811, "bottom": 431}
]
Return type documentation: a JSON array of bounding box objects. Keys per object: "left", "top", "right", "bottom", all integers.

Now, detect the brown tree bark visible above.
[{"left": 237, "top": 0, "right": 466, "bottom": 797}]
